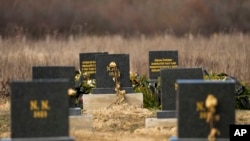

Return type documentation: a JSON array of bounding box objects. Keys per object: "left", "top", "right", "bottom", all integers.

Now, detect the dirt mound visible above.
[
  {"left": 89, "top": 103, "right": 155, "bottom": 132},
  {"left": 74, "top": 103, "right": 176, "bottom": 141}
]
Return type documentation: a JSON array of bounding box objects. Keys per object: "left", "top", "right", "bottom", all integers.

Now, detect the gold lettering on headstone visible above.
[
  {"left": 81, "top": 60, "right": 96, "bottom": 75},
  {"left": 196, "top": 101, "right": 205, "bottom": 112},
  {"left": 30, "top": 100, "right": 39, "bottom": 110},
  {"left": 196, "top": 101, "right": 208, "bottom": 119},
  {"left": 30, "top": 100, "right": 50, "bottom": 119},
  {"left": 41, "top": 100, "right": 50, "bottom": 110},
  {"left": 149, "top": 58, "right": 178, "bottom": 73},
  {"left": 33, "top": 111, "right": 47, "bottom": 118},
  {"left": 199, "top": 111, "right": 207, "bottom": 119}
]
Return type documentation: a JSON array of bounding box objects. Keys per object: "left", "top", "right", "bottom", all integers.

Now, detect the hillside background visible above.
[{"left": 0, "top": 0, "right": 250, "bottom": 37}]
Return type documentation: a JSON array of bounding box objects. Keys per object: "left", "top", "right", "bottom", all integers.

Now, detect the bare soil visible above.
[{"left": 1, "top": 101, "right": 250, "bottom": 141}]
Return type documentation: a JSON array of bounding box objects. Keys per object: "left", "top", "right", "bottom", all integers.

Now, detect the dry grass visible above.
[{"left": 0, "top": 33, "right": 249, "bottom": 82}]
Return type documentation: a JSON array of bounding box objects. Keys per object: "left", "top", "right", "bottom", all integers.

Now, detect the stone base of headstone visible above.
[
  {"left": 69, "top": 97, "right": 77, "bottom": 110},
  {"left": 82, "top": 93, "right": 143, "bottom": 111},
  {"left": 91, "top": 87, "right": 134, "bottom": 94},
  {"left": 69, "top": 107, "right": 81, "bottom": 116},
  {"left": 1, "top": 137, "right": 74, "bottom": 141},
  {"left": 69, "top": 114, "right": 93, "bottom": 131},
  {"left": 156, "top": 110, "right": 176, "bottom": 118},
  {"left": 145, "top": 118, "right": 177, "bottom": 128},
  {"left": 173, "top": 138, "right": 229, "bottom": 141}
]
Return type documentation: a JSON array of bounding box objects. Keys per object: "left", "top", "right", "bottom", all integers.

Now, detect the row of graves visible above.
[
  {"left": 0, "top": 52, "right": 141, "bottom": 141},
  {"left": 148, "top": 51, "right": 237, "bottom": 140},
  {"left": 1, "top": 51, "right": 244, "bottom": 141}
]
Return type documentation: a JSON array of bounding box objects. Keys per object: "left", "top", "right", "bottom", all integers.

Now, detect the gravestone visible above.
[
  {"left": 157, "top": 68, "right": 203, "bottom": 118},
  {"left": 149, "top": 51, "right": 178, "bottom": 80},
  {"left": 91, "top": 54, "right": 134, "bottom": 94},
  {"left": 79, "top": 52, "right": 108, "bottom": 79},
  {"left": 32, "top": 66, "right": 75, "bottom": 88},
  {"left": 32, "top": 66, "right": 80, "bottom": 115},
  {"left": 148, "top": 51, "right": 178, "bottom": 104},
  {"left": 6, "top": 79, "right": 74, "bottom": 141},
  {"left": 176, "top": 79, "right": 235, "bottom": 141}
]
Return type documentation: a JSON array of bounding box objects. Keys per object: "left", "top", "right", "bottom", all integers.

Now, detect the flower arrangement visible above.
[
  {"left": 204, "top": 70, "right": 250, "bottom": 109},
  {"left": 71, "top": 70, "right": 96, "bottom": 107}
]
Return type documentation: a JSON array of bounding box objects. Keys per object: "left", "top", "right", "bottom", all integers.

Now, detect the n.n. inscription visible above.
[{"left": 30, "top": 100, "right": 51, "bottom": 118}]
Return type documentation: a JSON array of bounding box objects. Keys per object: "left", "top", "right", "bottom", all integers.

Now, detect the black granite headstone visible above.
[
  {"left": 79, "top": 52, "right": 108, "bottom": 79},
  {"left": 176, "top": 80, "right": 235, "bottom": 141},
  {"left": 32, "top": 66, "right": 79, "bottom": 114},
  {"left": 91, "top": 54, "right": 134, "bottom": 94},
  {"left": 9, "top": 79, "right": 74, "bottom": 141},
  {"left": 149, "top": 51, "right": 178, "bottom": 80},
  {"left": 157, "top": 68, "right": 203, "bottom": 118},
  {"left": 32, "top": 66, "right": 75, "bottom": 87}
]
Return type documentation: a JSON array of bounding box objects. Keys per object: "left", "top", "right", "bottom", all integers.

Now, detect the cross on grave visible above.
[
  {"left": 91, "top": 54, "right": 134, "bottom": 94},
  {"left": 175, "top": 79, "right": 235, "bottom": 141}
]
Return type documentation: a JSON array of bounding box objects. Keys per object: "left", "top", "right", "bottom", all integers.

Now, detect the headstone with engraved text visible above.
[
  {"left": 148, "top": 51, "right": 178, "bottom": 104},
  {"left": 92, "top": 54, "right": 134, "bottom": 94},
  {"left": 149, "top": 51, "right": 178, "bottom": 80},
  {"left": 3, "top": 79, "right": 75, "bottom": 141},
  {"left": 79, "top": 52, "right": 108, "bottom": 79}
]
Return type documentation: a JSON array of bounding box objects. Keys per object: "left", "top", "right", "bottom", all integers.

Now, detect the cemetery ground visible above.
[{"left": 1, "top": 98, "right": 250, "bottom": 141}]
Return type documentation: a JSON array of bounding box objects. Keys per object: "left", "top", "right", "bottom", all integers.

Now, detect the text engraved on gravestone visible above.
[
  {"left": 81, "top": 61, "right": 96, "bottom": 75},
  {"left": 10, "top": 80, "right": 71, "bottom": 138},
  {"left": 149, "top": 58, "right": 178, "bottom": 73},
  {"left": 95, "top": 54, "right": 130, "bottom": 88},
  {"left": 79, "top": 52, "right": 108, "bottom": 79},
  {"left": 92, "top": 54, "right": 134, "bottom": 94},
  {"left": 30, "top": 100, "right": 50, "bottom": 119},
  {"left": 149, "top": 51, "right": 178, "bottom": 80},
  {"left": 32, "top": 66, "right": 76, "bottom": 108}
]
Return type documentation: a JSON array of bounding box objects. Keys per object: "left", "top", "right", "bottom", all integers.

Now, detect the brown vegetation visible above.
[
  {"left": 0, "top": 0, "right": 250, "bottom": 37},
  {"left": 0, "top": 33, "right": 249, "bottom": 82}
]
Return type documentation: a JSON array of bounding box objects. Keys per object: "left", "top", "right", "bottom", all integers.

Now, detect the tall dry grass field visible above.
[{"left": 0, "top": 33, "right": 249, "bottom": 82}]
